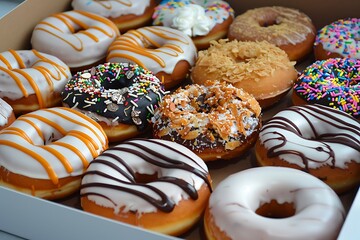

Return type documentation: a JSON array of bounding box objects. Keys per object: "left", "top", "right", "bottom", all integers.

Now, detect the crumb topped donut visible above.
[
  {"left": 255, "top": 104, "right": 360, "bottom": 194},
  {"left": 228, "top": 6, "right": 316, "bottom": 61},
  {"left": 0, "top": 107, "right": 108, "bottom": 200},
  {"left": 71, "top": 0, "right": 156, "bottom": 32},
  {"left": 191, "top": 40, "right": 297, "bottom": 108},
  {"left": 0, "top": 49, "right": 71, "bottom": 115},
  {"left": 0, "top": 98, "right": 15, "bottom": 130},
  {"left": 107, "top": 26, "right": 197, "bottom": 90},
  {"left": 62, "top": 62, "right": 168, "bottom": 142},
  {"left": 314, "top": 18, "right": 360, "bottom": 60},
  {"left": 205, "top": 167, "right": 345, "bottom": 240},
  {"left": 293, "top": 58, "right": 360, "bottom": 119},
  {"left": 153, "top": 0, "right": 234, "bottom": 50},
  {"left": 151, "top": 80, "right": 262, "bottom": 161},
  {"left": 81, "top": 138, "right": 212, "bottom": 236}
]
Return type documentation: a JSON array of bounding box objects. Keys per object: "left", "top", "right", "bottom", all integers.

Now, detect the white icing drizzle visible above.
[
  {"left": 208, "top": 167, "right": 345, "bottom": 240},
  {"left": 0, "top": 99, "right": 13, "bottom": 126}
]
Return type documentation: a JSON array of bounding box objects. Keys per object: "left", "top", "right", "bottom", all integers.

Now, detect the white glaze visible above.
[
  {"left": 0, "top": 99, "right": 13, "bottom": 126},
  {"left": 258, "top": 104, "right": 360, "bottom": 169},
  {"left": 0, "top": 50, "right": 70, "bottom": 103},
  {"left": 106, "top": 26, "right": 197, "bottom": 75},
  {"left": 31, "top": 10, "right": 120, "bottom": 68},
  {"left": 0, "top": 107, "right": 108, "bottom": 184},
  {"left": 72, "top": 0, "right": 152, "bottom": 18},
  {"left": 81, "top": 138, "right": 209, "bottom": 213},
  {"left": 208, "top": 167, "right": 345, "bottom": 240}
]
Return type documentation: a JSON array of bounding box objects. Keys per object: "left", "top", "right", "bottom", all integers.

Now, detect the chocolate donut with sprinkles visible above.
[
  {"left": 292, "top": 58, "right": 360, "bottom": 119},
  {"left": 62, "top": 62, "right": 168, "bottom": 142}
]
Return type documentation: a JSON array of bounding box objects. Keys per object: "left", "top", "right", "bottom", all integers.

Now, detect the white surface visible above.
[
  {"left": 338, "top": 187, "right": 360, "bottom": 240},
  {"left": 0, "top": 0, "right": 24, "bottom": 19}
]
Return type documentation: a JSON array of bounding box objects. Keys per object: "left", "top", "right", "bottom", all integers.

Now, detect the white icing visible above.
[
  {"left": 81, "top": 138, "right": 209, "bottom": 213},
  {"left": 0, "top": 99, "right": 13, "bottom": 126},
  {"left": 106, "top": 26, "right": 197, "bottom": 75},
  {"left": 0, "top": 107, "right": 108, "bottom": 181},
  {"left": 209, "top": 167, "right": 345, "bottom": 240},
  {"left": 72, "top": 0, "right": 152, "bottom": 18},
  {"left": 31, "top": 10, "right": 120, "bottom": 68}
]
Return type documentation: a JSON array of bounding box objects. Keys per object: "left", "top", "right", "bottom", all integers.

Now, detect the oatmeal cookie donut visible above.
[
  {"left": 153, "top": 0, "right": 234, "bottom": 50},
  {"left": 81, "top": 138, "right": 212, "bottom": 236},
  {"left": 191, "top": 40, "right": 298, "bottom": 108},
  {"left": 255, "top": 104, "right": 360, "bottom": 194},
  {"left": 151, "top": 80, "right": 262, "bottom": 161},
  {"left": 228, "top": 6, "right": 316, "bottom": 61},
  {"left": 0, "top": 98, "right": 15, "bottom": 131},
  {"left": 0, "top": 107, "right": 108, "bottom": 200},
  {"left": 71, "top": 0, "right": 156, "bottom": 32},
  {"left": 0, "top": 49, "right": 71, "bottom": 115}
]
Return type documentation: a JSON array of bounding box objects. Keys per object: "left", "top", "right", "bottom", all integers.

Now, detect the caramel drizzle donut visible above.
[
  {"left": 31, "top": 10, "right": 120, "bottom": 68},
  {"left": 0, "top": 50, "right": 70, "bottom": 113},
  {"left": 106, "top": 26, "right": 197, "bottom": 77},
  {"left": 0, "top": 107, "right": 108, "bottom": 186}
]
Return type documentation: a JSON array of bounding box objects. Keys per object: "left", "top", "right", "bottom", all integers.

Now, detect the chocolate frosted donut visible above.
[{"left": 62, "top": 62, "right": 168, "bottom": 142}]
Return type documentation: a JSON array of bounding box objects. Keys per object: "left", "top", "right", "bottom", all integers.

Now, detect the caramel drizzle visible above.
[{"left": 94, "top": 0, "right": 132, "bottom": 9}]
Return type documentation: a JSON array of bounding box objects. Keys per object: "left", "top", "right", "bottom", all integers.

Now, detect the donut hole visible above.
[
  {"left": 134, "top": 172, "right": 158, "bottom": 184},
  {"left": 255, "top": 200, "right": 296, "bottom": 219},
  {"left": 259, "top": 19, "right": 279, "bottom": 28}
]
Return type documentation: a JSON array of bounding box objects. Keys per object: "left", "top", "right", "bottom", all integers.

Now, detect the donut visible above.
[
  {"left": 0, "top": 107, "right": 108, "bottom": 200},
  {"left": 255, "top": 104, "right": 360, "bottom": 194},
  {"left": 0, "top": 98, "right": 15, "bottom": 131},
  {"left": 151, "top": 80, "right": 262, "bottom": 161},
  {"left": 0, "top": 49, "right": 71, "bottom": 115},
  {"left": 80, "top": 138, "right": 212, "bottom": 236},
  {"left": 228, "top": 6, "right": 316, "bottom": 62},
  {"left": 152, "top": 0, "right": 234, "bottom": 50},
  {"left": 106, "top": 26, "right": 197, "bottom": 90},
  {"left": 190, "top": 40, "right": 298, "bottom": 108},
  {"left": 71, "top": 0, "right": 156, "bottom": 32},
  {"left": 62, "top": 62, "right": 168, "bottom": 142},
  {"left": 204, "top": 167, "right": 345, "bottom": 240},
  {"left": 292, "top": 58, "right": 360, "bottom": 119},
  {"left": 314, "top": 18, "right": 360, "bottom": 60},
  {"left": 31, "top": 10, "right": 120, "bottom": 72}
]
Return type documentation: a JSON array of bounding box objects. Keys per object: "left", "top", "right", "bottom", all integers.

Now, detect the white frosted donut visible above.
[
  {"left": 106, "top": 26, "right": 197, "bottom": 89},
  {"left": 205, "top": 167, "right": 345, "bottom": 240},
  {"left": 31, "top": 10, "right": 120, "bottom": 70},
  {"left": 0, "top": 107, "right": 108, "bottom": 200},
  {"left": 0, "top": 49, "right": 71, "bottom": 115},
  {"left": 80, "top": 138, "right": 212, "bottom": 236},
  {"left": 0, "top": 98, "right": 15, "bottom": 129}
]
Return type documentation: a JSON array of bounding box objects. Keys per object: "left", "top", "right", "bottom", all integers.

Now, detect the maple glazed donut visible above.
[
  {"left": 31, "top": 10, "right": 120, "bottom": 72},
  {"left": 71, "top": 0, "right": 156, "bottom": 32},
  {"left": 228, "top": 6, "right": 316, "bottom": 61},
  {"left": 151, "top": 80, "right": 262, "bottom": 161},
  {"left": 255, "top": 104, "right": 360, "bottom": 194},
  {"left": 0, "top": 99, "right": 15, "bottom": 131},
  {"left": 292, "top": 58, "right": 360, "bottom": 119},
  {"left": 191, "top": 40, "right": 298, "bottom": 108},
  {"left": 314, "top": 18, "right": 360, "bottom": 60},
  {"left": 204, "top": 167, "right": 345, "bottom": 240},
  {"left": 80, "top": 138, "right": 212, "bottom": 236},
  {"left": 0, "top": 107, "right": 108, "bottom": 200},
  {"left": 152, "top": 0, "right": 235, "bottom": 50},
  {"left": 106, "top": 26, "right": 197, "bottom": 89},
  {"left": 0, "top": 49, "right": 71, "bottom": 115},
  {"left": 62, "top": 62, "right": 168, "bottom": 142}
]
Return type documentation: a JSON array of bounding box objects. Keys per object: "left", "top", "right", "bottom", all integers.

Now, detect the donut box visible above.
[{"left": 0, "top": 0, "right": 359, "bottom": 239}]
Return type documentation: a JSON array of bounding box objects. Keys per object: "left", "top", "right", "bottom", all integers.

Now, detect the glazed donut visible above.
[
  {"left": 228, "top": 6, "right": 316, "bottom": 61},
  {"left": 204, "top": 167, "right": 345, "bottom": 240},
  {"left": 0, "top": 107, "right": 108, "bottom": 200},
  {"left": 0, "top": 98, "right": 15, "bottom": 131},
  {"left": 255, "top": 104, "right": 360, "bottom": 194},
  {"left": 106, "top": 26, "right": 197, "bottom": 90},
  {"left": 80, "top": 138, "right": 212, "bottom": 236},
  {"left": 31, "top": 10, "right": 120, "bottom": 72},
  {"left": 151, "top": 80, "right": 262, "bottom": 161},
  {"left": 314, "top": 18, "right": 360, "bottom": 60},
  {"left": 190, "top": 40, "right": 298, "bottom": 108},
  {"left": 292, "top": 58, "right": 360, "bottom": 119},
  {"left": 71, "top": 0, "right": 156, "bottom": 32},
  {"left": 62, "top": 62, "right": 168, "bottom": 142},
  {"left": 0, "top": 49, "right": 71, "bottom": 115},
  {"left": 152, "top": 0, "right": 234, "bottom": 50}
]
